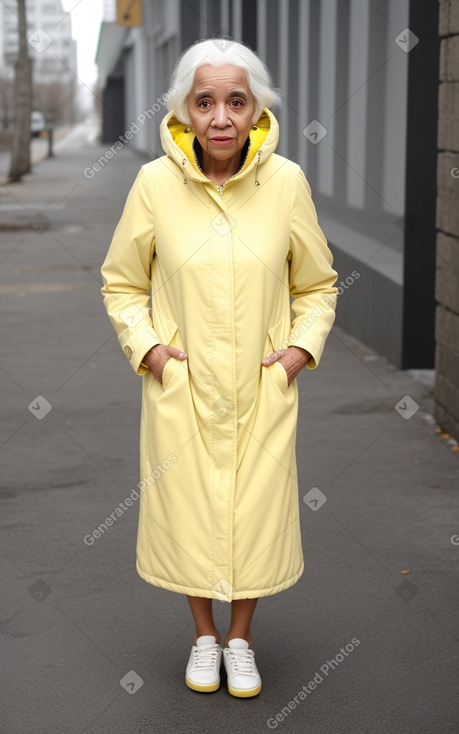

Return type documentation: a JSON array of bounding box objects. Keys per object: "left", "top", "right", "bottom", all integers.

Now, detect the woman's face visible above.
[{"left": 186, "top": 64, "right": 256, "bottom": 164}]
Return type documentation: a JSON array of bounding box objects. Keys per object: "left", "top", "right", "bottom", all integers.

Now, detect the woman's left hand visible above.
[{"left": 261, "top": 346, "right": 311, "bottom": 386}]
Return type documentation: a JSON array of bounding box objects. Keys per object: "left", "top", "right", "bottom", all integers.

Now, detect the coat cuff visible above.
[
  {"left": 118, "top": 327, "right": 162, "bottom": 375},
  {"left": 288, "top": 314, "right": 336, "bottom": 369},
  {"left": 287, "top": 336, "right": 324, "bottom": 370}
]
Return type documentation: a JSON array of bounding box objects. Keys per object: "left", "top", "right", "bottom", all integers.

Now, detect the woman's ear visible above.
[
  {"left": 251, "top": 104, "right": 263, "bottom": 126},
  {"left": 180, "top": 96, "right": 192, "bottom": 127}
]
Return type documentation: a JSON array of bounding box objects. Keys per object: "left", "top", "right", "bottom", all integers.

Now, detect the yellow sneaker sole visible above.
[
  {"left": 227, "top": 682, "right": 262, "bottom": 698},
  {"left": 185, "top": 676, "right": 220, "bottom": 693}
]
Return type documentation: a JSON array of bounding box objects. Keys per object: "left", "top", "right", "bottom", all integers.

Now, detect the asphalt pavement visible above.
[{"left": 0, "top": 120, "right": 458, "bottom": 734}]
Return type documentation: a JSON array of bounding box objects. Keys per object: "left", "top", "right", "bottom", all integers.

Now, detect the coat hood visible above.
[{"left": 159, "top": 107, "right": 279, "bottom": 188}]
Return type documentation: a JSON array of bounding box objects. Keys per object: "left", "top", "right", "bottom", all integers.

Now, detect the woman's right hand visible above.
[{"left": 142, "top": 344, "right": 188, "bottom": 384}]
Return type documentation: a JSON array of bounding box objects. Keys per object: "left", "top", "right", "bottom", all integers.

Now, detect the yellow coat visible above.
[{"left": 101, "top": 108, "right": 338, "bottom": 601}]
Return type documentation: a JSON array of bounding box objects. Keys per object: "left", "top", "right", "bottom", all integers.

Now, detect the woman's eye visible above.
[{"left": 197, "top": 99, "right": 243, "bottom": 109}]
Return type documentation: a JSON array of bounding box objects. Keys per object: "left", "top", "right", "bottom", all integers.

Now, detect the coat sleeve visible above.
[
  {"left": 100, "top": 166, "right": 162, "bottom": 375},
  {"left": 288, "top": 167, "right": 338, "bottom": 369}
]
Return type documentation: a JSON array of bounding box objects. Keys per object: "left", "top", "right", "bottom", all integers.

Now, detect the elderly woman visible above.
[{"left": 101, "top": 38, "right": 338, "bottom": 698}]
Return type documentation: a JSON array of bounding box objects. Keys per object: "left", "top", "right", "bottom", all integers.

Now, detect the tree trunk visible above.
[{"left": 8, "top": 0, "right": 31, "bottom": 182}]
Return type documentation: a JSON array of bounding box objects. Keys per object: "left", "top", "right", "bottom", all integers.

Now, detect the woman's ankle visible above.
[
  {"left": 224, "top": 632, "right": 252, "bottom": 648},
  {"left": 193, "top": 629, "right": 220, "bottom": 645}
]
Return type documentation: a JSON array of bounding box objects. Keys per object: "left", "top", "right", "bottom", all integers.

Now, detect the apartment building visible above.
[{"left": 0, "top": 0, "right": 77, "bottom": 122}]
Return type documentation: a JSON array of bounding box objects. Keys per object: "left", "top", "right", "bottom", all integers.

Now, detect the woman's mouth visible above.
[{"left": 210, "top": 137, "right": 234, "bottom": 145}]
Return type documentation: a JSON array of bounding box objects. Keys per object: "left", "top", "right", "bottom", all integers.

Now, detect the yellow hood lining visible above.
[{"left": 167, "top": 109, "right": 271, "bottom": 177}]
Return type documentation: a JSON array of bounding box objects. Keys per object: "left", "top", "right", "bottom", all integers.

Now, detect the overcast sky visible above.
[{"left": 61, "top": 0, "right": 103, "bottom": 85}]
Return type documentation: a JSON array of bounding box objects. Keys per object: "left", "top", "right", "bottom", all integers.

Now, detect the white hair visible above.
[{"left": 167, "top": 37, "right": 282, "bottom": 126}]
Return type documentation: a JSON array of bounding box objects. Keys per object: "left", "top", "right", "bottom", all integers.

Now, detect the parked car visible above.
[{"left": 31, "top": 111, "right": 46, "bottom": 137}]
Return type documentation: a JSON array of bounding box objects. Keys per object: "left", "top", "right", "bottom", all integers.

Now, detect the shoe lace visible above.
[
  {"left": 226, "top": 648, "right": 256, "bottom": 675},
  {"left": 192, "top": 645, "right": 220, "bottom": 670}
]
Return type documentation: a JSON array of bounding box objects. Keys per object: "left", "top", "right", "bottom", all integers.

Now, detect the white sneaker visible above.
[
  {"left": 223, "top": 638, "right": 262, "bottom": 697},
  {"left": 185, "top": 635, "right": 222, "bottom": 692}
]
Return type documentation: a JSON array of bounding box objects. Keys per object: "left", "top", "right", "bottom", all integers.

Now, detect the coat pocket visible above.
[
  {"left": 161, "top": 355, "right": 179, "bottom": 391},
  {"left": 266, "top": 319, "right": 290, "bottom": 395},
  {"left": 157, "top": 318, "right": 186, "bottom": 391},
  {"left": 270, "top": 359, "right": 289, "bottom": 394}
]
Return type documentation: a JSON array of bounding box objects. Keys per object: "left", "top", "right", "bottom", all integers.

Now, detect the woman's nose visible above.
[{"left": 212, "top": 104, "right": 230, "bottom": 126}]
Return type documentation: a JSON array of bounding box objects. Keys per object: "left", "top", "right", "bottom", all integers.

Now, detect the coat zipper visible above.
[
  {"left": 184, "top": 148, "right": 263, "bottom": 195},
  {"left": 216, "top": 150, "right": 263, "bottom": 197}
]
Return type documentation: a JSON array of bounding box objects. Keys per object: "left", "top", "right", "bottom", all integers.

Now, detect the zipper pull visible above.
[
  {"left": 255, "top": 149, "right": 262, "bottom": 186},
  {"left": 217, "top": 184, "right": 224, "bottom": 196},
  {"left": 182, "top": 158, "right": 188, "bottom": 184}
]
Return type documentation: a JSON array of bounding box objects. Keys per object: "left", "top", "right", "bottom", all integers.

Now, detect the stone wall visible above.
[{"left": 435, "top": 0, "right": 459, "bottom": 439}]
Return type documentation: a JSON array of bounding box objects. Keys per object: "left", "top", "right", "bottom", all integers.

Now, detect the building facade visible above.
[{"left": 435, "top": 1, "right": 459, "bottom": 440}]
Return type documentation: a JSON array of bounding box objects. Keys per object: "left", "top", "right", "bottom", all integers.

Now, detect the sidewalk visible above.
[
  {"left": 0, "top": 122, "right": 458, "bottom": 734},
  {"left": 0, "top": 124, "right": 77, "bottom": 183}
]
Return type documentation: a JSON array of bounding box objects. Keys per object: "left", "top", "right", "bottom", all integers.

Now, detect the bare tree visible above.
[
  {"left": 8, "top": 0, "right": 32, "bottom": 182},
  {"left": 0, "top": 79, "right": 14, "bottom": 130}
]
